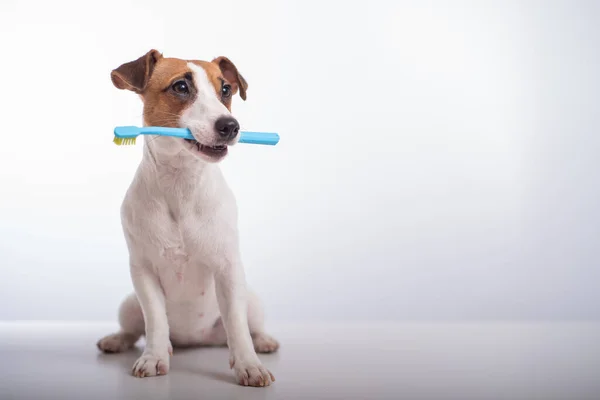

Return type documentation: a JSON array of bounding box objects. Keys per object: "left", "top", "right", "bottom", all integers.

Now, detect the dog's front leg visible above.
[
  {"left": 214, "top": 262, "right": 275, "bottom": 387},
  {"left": 130, "top": 262, "right": 171, "bottom": 378}
]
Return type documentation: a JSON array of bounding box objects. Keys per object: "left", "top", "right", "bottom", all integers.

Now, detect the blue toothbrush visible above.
[{"left": 113, "top": 126, "right": 280, "bottom": 146}]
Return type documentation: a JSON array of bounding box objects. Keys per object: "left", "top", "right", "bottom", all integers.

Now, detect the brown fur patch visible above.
[
  {"left": 141, "top": 58, "right": 197, "bottom": 127},
  {"left": 111, "top": 50, "right": 162, "bottom": 93},
  {"left": 111, "top": 51, "right": 248, "bottom": 126},
  {"left": 212, "top": 56, "right": 248, "bottom": 101}
]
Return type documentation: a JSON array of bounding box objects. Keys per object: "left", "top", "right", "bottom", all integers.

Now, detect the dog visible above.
[{"left": 97, "top": 50, "right": 279, "bottom": 387}]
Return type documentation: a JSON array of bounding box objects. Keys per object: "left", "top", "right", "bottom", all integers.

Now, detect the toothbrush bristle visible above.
[{"left": 113, "top": 136, "right": 136, "bottom": 146}]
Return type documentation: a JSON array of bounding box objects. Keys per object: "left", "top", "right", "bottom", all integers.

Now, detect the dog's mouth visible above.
[{"left": 184, "top": 138, "right": 228, "bottom": 160}]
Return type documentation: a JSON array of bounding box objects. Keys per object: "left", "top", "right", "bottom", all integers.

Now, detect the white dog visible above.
[{"left": 97, "top": 50, "right": 279, "bottom": 387}]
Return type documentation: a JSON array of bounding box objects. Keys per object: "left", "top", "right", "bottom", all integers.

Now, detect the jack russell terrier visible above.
[{"left": 97, "top": 49, "right": 279, "bottom": 387}]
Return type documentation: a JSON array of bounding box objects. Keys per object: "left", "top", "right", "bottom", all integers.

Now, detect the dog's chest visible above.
[
  {"left": 123, "top": 162, "right": 237, "bottom": 271},
  {"left": 156, "top": 248, "right": 214, "bottom": 301}
]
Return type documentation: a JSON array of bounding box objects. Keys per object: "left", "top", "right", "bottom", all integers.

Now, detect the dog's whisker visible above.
[
  {"left": 138, "top": 110, "right": 183, "bottom": 120},
  {"left": 135, "top": 117, "right": 180, "bottom": 125},
  {"left": 144, "top": 135, "right": 172, "bottom": 145}
]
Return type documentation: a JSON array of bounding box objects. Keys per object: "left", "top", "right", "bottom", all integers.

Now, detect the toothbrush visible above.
[{"left": 113, "top": 126, "right": 280, "bottom": 146}]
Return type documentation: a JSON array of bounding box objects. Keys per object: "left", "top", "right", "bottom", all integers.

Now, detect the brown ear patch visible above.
[
  {"left": 212, "top": 56, "right": 248, "bottom": 100},
  {"left": 111, "top": 49, "right": 163, "bottom": 93}
]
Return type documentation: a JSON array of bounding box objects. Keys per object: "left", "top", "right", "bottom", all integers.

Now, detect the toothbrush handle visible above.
[
  {"left": 136, "top": 126, "right": 280, "bottom": 145},
  {"left": 139, "top": 126, "right": 194, "bottom": 139},
  {"left": 239, "top": 131, "right": 280, "bottom": 145}
]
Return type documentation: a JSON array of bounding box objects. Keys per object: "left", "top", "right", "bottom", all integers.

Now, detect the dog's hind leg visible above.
[
  {"left": 97, "top": 293, "right": 145, "bottom": 353},
  {"left": 247, "top": 290, "right": 279, "bottom": 354},
  {"left": 204, "top": 290, "right": 279, "bottom": 353}
]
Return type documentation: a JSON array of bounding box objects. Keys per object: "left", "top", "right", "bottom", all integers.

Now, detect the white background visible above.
[{"left": 0, "top": 0, "right": 598, "bottom": 322}]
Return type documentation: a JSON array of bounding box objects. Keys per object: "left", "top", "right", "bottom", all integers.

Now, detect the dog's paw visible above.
[
  {"left": 97, "top": 332, "right": 137, "bottom": 353},
  {"left": 230, "top": 355, "right": 275, "bottom": 387},
  {"left": 132, "top": 351, "right": 170, "bottom": 378},
  {"left": 252, "top": 333, "right": 280, "bottom": 354}
]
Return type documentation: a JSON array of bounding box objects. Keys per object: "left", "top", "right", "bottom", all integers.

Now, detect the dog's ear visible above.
[
  {"left": 212, "top": 56, "right": 248, "bottom": 101},
  {"left": 111, "top": 49, "right": 162, "bottom": 93}
]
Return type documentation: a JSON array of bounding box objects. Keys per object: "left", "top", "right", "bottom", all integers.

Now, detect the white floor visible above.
[{"left": 1, "top": 321, "right": 599, "bottom": 400}]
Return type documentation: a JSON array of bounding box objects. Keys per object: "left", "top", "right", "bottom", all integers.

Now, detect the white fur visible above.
[
  {"left": 97, "top": 63, "right": 278, "bottom": 387},
  {"left": 180, "top": 63, "right": 239, "bottom": 148}
]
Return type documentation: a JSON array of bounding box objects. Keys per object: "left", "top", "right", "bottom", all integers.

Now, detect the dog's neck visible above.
[
  {"left": 141, "top": 138, "right": 212, "bottom": 183},
  {"left": 139, "top": 139, "right": 222, "bottom": 214}
]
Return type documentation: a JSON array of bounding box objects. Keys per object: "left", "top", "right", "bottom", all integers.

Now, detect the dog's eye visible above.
[
  {"left": 221, "top": 84, "right": 232, "bottom": 99},
  {"left": 172, "top": 81, "right": 189, "bottom": 94}
]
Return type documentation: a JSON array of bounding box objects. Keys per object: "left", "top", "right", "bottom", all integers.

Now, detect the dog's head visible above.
[{"left": 111, "top": 50, "right": 248, "bottom": 163}]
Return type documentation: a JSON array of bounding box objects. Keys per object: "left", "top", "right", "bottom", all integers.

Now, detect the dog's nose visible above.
[{"left": 215, "top": 116, "right": 240, "bottom": 140}]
